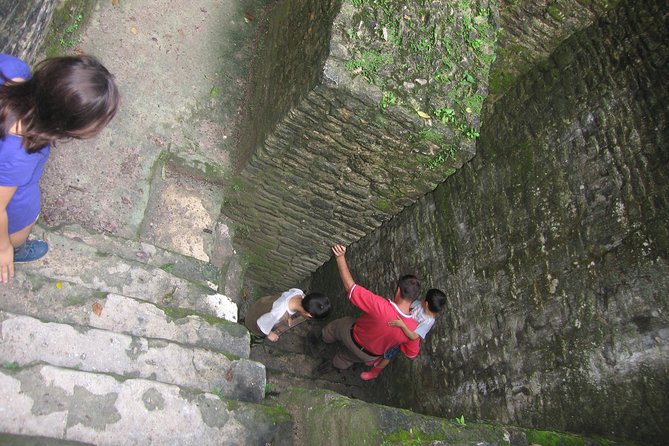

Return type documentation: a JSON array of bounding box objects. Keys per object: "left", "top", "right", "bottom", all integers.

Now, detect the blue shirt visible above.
[{"left": 0, "top": 53, "right": 50, "bottom": 233}]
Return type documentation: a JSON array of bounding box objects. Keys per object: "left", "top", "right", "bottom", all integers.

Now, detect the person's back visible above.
[
  {"left": 349, "top": 275, "right": 422, "bottom": 356},
  {"left": 244, "top": 289, "right": 331, "bottom": 341},
  {"left": 316, "top": 245, "right": 423, "bottom": 374},
  {"left": 360, "top": 288, "right": 447, "bottom": 380}
]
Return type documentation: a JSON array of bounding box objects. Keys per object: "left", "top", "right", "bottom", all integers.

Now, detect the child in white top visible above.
[
  {"left": 245, "top": 288, "right": 331, "bottom": 342},
  {"left": 361, "top": 288, "right": 447, "bottom": 380}
]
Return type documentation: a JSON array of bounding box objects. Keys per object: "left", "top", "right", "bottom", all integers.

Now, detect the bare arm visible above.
[
  {"left": 0, "top": 186, "right": 17, "bottom": 283},
  {"left": 388, "top": 317, "right": 420, "bottom": 341},
  {"left": 332, "top": 244, "right": 354, "bottom": 292}
]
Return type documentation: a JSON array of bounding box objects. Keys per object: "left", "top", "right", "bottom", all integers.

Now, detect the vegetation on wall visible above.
[
  {"left": 42, "top": 0, "right": 96, "bottom": 57},
  {"left": 340, "top": 0, "right": 500, "bottom": 151}
]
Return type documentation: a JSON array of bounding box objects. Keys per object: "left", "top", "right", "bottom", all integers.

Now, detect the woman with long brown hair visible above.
[{"left": 0, "top": 53, "right": 120, "bottom": 283}]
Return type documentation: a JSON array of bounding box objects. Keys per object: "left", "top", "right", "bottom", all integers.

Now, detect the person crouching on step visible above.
[{"left": 244, "top": 288, "right": 331, "bottom": 341}]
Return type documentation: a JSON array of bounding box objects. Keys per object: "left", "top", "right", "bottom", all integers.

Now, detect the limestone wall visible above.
[
  {"left": 227, "top": 0, "right": 497, "bottom": 289},
  {"left": 311, "top": 0, "right": 669, "bottom": 443},
  {"left": 234, "top": 0, "right": 342, "bottom": 170},
  {"left": 489, "top": 0, "right": 616, "bottom": 99},
  {"left": 0, "top": 0, "right": 56, "bottom": 63}
]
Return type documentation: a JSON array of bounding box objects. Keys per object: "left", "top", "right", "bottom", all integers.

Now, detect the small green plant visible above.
[
  {"left": 380, "top": 91, "right": 397, "bottom": 109},
  {"left": 264, "top": 383, "right": 273, "bottom": 394},
  {"left": 160, "top": 263, "right": 174, "bottom": 273},
  {"left": 231, "top": 183, "right": 242, "bottom": 192},
  {"left": 59, "top": 13, "right": 83, "bottom": 48},
  {"left": 424, "top": 144, "right": 457, "bottom": 169},
  {"left": 416, "top": 129, "right": 442, "bottom": 144},
  {"left": 460, "top": 125, "right": 480, "bottom": 139},
  {"left": 211, "top": 388, "right": 225, "bottom": 400},
  {"left": 435, "top": 108, "right": 456, "bottom": 124},
  {"left": 345, "top": 50, "right": 393, "bottom": 84},
  {"left": 2, "top": 362, "right": 19, "bottom": 370},
  {"left": 455, "top": 415, "right": 466, "bottom": 426},
  {"left": 65, "top": 14, "right": 82, "bottom": 33}
]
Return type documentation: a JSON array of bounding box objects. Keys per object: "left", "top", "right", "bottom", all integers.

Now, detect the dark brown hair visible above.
[
  {"left": 302, "top": 292, "right": 332, "bottom": 319},
  {"left": 0, "top": 55, "right": 119, "bottom": 153},
  {"left": 397, "top": 274, "right": 421, "bottom": 302}
]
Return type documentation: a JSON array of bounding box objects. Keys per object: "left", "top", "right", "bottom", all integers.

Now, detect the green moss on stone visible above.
[
  {"left": 382, "top": 428, "right": 448, "bottom": 444},
  {"left": 525, "top": 429, "right": 615, "bottom": 446},
  {"left": 42, "top": 0, "right": 97, "bottom": 57},
  {"left": 159, "top": 306, "right": 246, "bottom": 345},
  {"left": 225, "top": 399, "right": 240, "bottom": 411},
  {"left": 65, "top": 295, "right": 86, "bottom": 306},
  {"left": 258, "top": 403, "right": 292, "bottom": 424},
  {"left": 374, "top": 198, "right": 392, "bottom": 211},
  {"left": 547, "top": 6, "right": 565, "bottom": 22},
  {"left": 93, "top": 291, "right": 109, "bottom": 300}
]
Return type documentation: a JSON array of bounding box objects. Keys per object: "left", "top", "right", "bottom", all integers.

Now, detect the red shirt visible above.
[{"left": 349, "top": 284, "right": 420, "bottom": 358}]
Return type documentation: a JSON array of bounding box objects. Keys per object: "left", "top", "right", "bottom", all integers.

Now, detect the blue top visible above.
[{"left": 0, "top": 53, "right": 50, "bottom": 233}]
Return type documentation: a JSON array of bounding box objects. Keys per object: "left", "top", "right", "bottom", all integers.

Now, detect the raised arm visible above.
[
  {"left": 332, "top": 244, "right": 354, "bottom": 292},
  {"left": 388, "top": 317, "right": 420, "bottom": 341}
]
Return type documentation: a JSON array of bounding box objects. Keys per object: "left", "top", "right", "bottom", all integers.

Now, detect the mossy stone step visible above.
[
  {"left": 21, "top": 227, "right": 237, "bottom": 322},
  {"left": 44, "top": 224, "right": 222, "bottom": 290},
  {"left": 0, "top": 312, "right": 265, "bottom": 402},
  {"left": 0, "top": 364, "right": 291, "bottom": 446},
  {"left": 0, "top": 271, "right": 250, "bottom": 358}
]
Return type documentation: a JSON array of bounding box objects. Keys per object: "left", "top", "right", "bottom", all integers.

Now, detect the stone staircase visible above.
[
  {"left": 249, "top": 319, "right": 376, "bottom": 403},
  {"left": 0, "top": 224, "right": 291, "bottom": 445}
]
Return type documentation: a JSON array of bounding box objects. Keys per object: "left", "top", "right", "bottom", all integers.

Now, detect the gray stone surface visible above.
[
  {"left": 48, "top": 224, "right": 221, "bottom": 290},
  {"left": 0, "top": 0, "right": 56, "bottom": 63},
  {"left": 277, "top": 387, "right": 615, "bottom": 446},
  {"left": 490, "top": 0, "right": 614, "bottom": 100},
  {"left": 0, "top": 312, "right": 265, "bottom": 402},
  {"left": 0, "top": 273, "right": 250, "bottom": 358},
  {"left": 139, "top": 161, "right": 226, "bottom": 265},
  {"left": 0, "top": 364, "right": 290, "bottom": 446},
  {"left": 35, "top": 0, "right": 261, "bottom": 307},
  {"left": 21, "top": 227, "right": 238, "bottom": 322},
  {"left": 311, "top": 0, "right": 669, "bottom": 444},
  {"left": 226, "top": 0, "right": 495, "bottom": 289}
]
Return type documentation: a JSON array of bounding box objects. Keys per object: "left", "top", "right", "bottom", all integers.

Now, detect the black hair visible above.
[
  {"left": 397, "top": 275, "right": 421, "bottom": 302},
  {"left": 0, "top": 54, "right": 119, "bottom": 153},
  {"left": 302, "top": 292, "right": 331, "bottom": 319},
  {"left": 425, "top": 289, "right": 447, "bottom": 313}
]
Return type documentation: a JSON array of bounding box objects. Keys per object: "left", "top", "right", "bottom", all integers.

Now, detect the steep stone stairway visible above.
[
  {"left": 0, "top": 224, "right": 290, "bottom": 445},
  {"left": 248, "top": 316, "right": 375, "bottom": 403},
  {"left": 0, "top": 0, "right": 635, "bottom": 444}
]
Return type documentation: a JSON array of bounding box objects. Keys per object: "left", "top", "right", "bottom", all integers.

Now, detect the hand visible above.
[
  {"left": 267, "top": 332, "right": 279, "bottom": 342},
  {"left": 0, "top": 245, "right": 14, "bottom": 284},
  {"left": 388, "top": 317, "right": 407, "bottom": 329},
  {"left": 332, "top": 244, "right": 346, "bottom": 257}
]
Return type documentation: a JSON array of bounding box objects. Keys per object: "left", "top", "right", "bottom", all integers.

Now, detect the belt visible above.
[{"left": 350, "top": 325, "right": 380, "bottom": 357}]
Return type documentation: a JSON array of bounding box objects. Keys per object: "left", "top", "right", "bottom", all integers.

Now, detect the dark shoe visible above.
[
  {"left": 250, "top": 334, "right": 266, "bottom": 346},
  {"left": 313, "top": 359, "right": 335, "bottom": 377},
  {"left": 14, "top": 240, "right": 49, "bottom": 263},
  {"left": 305, "top": 329, "right": 324, "bottom": 356}
]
